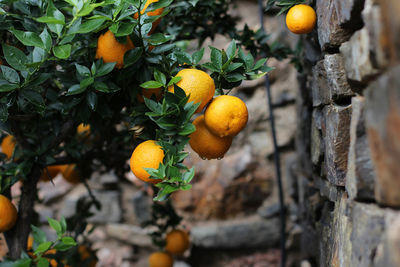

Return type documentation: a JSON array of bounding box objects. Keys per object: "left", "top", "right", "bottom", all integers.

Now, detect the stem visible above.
[{"left": 4, "top": 165, "right": 41, "bottom": 259}]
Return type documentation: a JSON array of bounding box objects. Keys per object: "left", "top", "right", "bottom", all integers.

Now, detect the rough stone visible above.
[
  {"left": 311, "top": 109, "right": 324, "bottom": 165},
  {"left": 345, "top": 96, "right": 376, "bottom": 200},
  {"left": 106, "top": 224, "right": 154, "bottom": 247},
  {"left": 365, "top": 64, "right": 400, "bottom": 207},
  {"left": 317, "top": 0, "right": 358, "bottom": 50},
  {"left": 374, "top": 212, "right": 400, "bottom": 267},
  {"left": 323, "top": 54, "right": 354, "bottom": 99},
  {"left": 340, "top": 28, "right": 381, "bottom": 85},
  {"left": 315, "top": 176, "right": 343, "bottom": 202},
  {"left": 379, "top": 0, "right": 400, "bottom": 66},
  {"left": 323, "top": 104, "right": 352, "bottom": 186},
  {"left": 311, "top": 60, "right": 330, "bottom": 107},
  {"left": 190, "top": 216, "right": 280, "bottom": 249},
  {"left": 132, "top": 191, "right": 152, "bottom": 225},
  {"left": 60, "top": 186, "right": 122, "bottom": 223}
]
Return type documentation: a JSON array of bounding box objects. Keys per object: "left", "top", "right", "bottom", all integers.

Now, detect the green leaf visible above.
[
  {"left": 154, "top": 70, "right": 166, "bottom": 85},
  {"left": 86, "top": 91, "right": 98, "bottom": 110},
  {"left": 140, "top": 80, "right": 163, "bottom": 89},
  {"left": 46, "top": 0, "right": 65, "bottom": 37},
  {"left": 9, "top": 29, "right": 45, "bottom": 49},
  {"left": 35, "top": 16, "right": 65, "bottom": 24},
  {"left": 1, "top": 66, "right": 20, "bottom": 84},
  {"left": 53, "top": 44, "right": 71, "bottom": 59},
  {"left": 210, "top": 46, "right": 222, "bottom": 70},
  {"left": 80, "top": 77, "right": 94, "bottom": 89},
  {"left": 175, "top": 51, "right": 191, "bottom": 65},
  {"left": 96, "top": 62, "right": 116, "bottom": 76},
  {"left": 0, "top": 103, "right": 9, "bottom": 122},
  {"left": 48, "top": 218, "right": 62, "bottom": 234},
  {"left": 74, "top": 18, "right": 106, "bottom": 34},
  {"left": 34, "top": 241, "right": 52, "bottom": 254},
  {"left": 2, "top": 258, "right": 32, "bottom": 267},
  {"left": 124, "top": 47, "right": 143, "bottom": 67},
  {"left": 147, "top": 33, "right": 171, "bottom": 45},
  {"left": 94, "top": 81, "right": 109, "bottom": 92},
  {"left": 31, "top": 225, "right": 47, "bottom": 244},
  {"left": 252, "top": 58, "right": 267, "bottom": 70},
  {"left": 226, "top": 39, "right": 237, "bottom": 59},
  {"left": 37, "top": 258, "right": 50, "bottom": 267},
  {"left": 179, "top": 123, "right": 195, "bottom": 135},
  {"left": 75, "top": 63, "right": 91, "bottom": 77},
  {"left": 61, "top": 236, "right": 77, "bottom": 246},
  {"left": 167, "top": 76, "right": 181, "bottom": 87},
  {"left": 2, "top": 44, "right": 28, "bottom": 71},
  {"left": 224, "top": 62, "right": 243, "bottom": 72},
  {"left": 144, "top": 97, "right": 162, "bottom": 113},
  {"left": 21, "top": 90, "right": 45, "bottom": 108},
  {"left": 60, "top": 217, "right": 67, "bottom": 233},
  {"left": 225, "top": 72, "right": 245, "bottom": 82},
  {"left": 66, "top": 84, "right": 85, "bottom": 95},
  {"left": 40, "top": 29, "right": 52, "bottom": 52},
  {"left": 192, "top": 48, "right": 204, "bottom": 64},
  {"left": 202, "top": 62, "right": 219, "bottom": 73}
]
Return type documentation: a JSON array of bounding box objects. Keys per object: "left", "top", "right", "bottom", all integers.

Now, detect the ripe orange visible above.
[
  {"left": 189, "top": 115, "right": 232, "bottom": 160},
  {"left": 133, "top": 0, "right": 164, "bottom": 34},
  {"left": 204, "top": 95, "right": 248, "bottom": 137},
  {"left": 165, "top": 229, "right": 190, "bottom": 255},
  {"left": 0, "top": 194, "right": 17, "bottom": 232},
  {"left": 130, "top": 140, "right": 164, "bottom": 184},
  {"left": 137, "top": 87, "right": 163, "bottom": 103},
  {"left": 1, "top": 135, "right": 16, "bottom": 159},
  {"left": 148, "top": 252, "right": 173, "bottom": 267},
  {"left": 168, "top": 69, "right": 215, "bottom": 113},
  {"left": 95, "top": 30, "right": 135, "bottom": 69},
  {"left": 40, "top": 165, "right": 63, "bottom": 182},
  {"left": 77, "top": 123, "right": 91, "bottom": 137},
  {"left": 286, "top": 4, "right": 317, "bottom": 34},
  {"left": 61, "top": 164, "right": 81, "bottom": 184}
]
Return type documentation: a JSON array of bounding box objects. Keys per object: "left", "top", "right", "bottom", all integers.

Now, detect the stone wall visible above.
[{"left": 295, "top": 0, "right": 400, "bottom": 266}]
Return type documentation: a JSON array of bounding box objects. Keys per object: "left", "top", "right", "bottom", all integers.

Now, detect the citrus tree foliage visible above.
[{"left": 0, "top": 0, "right": 274, "bottom": 263}]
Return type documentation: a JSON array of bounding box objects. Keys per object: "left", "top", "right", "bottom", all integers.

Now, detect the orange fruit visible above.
[
  {"left": 165, "top": 229, "right": 190, "bottom": 255},
  {"left": 0, "top": 194, "right": 17, "bottom": 232},
  {"left": 149, "top": 252, "right": 173, "bottom": 267},
  {"left": 189, "top": 115, "right": 232, "bottom": 160},
  {"left": 137, "top": 87, "right": 163, "bottom": 103},
  {"left": 40, "top": 165, "right": 63, "bottom": 182},
  {"left": 77, "top": 123, "right": 91, "bottom": 137},
  {"left": 95, "top": 30, "right": 135, "bottom": 69},
  {"left": 133, "top": 0, "right": 164, "bottom": 34},
  {"left": 130, "top": 140, "right": 164, "bottom": 184},
  {"left": 1, "top": 135, "right": 16, "bottom": 159},
  {"left": 61, "top": 164, "right": 80, "bottom": 184},
  {"left": 27, "top": 235, "right": 34, "bottom": 251},
  {"left": 286, "top": 4, "right": 317, "bottom": 34},
  {"left": 204, "top": 95, "right": 248, "bottom": 137},
  {"left": 168, "top": 69, "right": 215, "bottom": 113}
]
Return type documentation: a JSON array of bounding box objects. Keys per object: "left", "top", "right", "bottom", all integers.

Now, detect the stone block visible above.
[
  {"left": 311, "top": 60, "right": 330, "bottom": 107},
  {"left": 311, "top": 109, "right": 324, "bottom": 165},
  {"left": 340, "top": 28, "right": 381, "bottom": 84},
  {"left": 374, "top": 212, "right": 400, "bottom": 267},
  {"left": 132, "top": 191, "right": 152, "bottom": 225},
  {"left": 190, "top": 216, "right": 280, "bottom": 249},
  {"left": 365, "top": 64, "right": 400, "bottom": 207},
  {"left": 323, "top": 104, "right": 352, "bottom": 186},
  {"left": 317, "top": 0, "right": 363, "bottom": 50},
  {"left": 323, "top": 54, "right": 354, "bottom": 99},
  {"left": 106, "top": 224, "right": 154, "bottom": 247},
  {"left": 346, "top": 96, "right": 376, "bottom": 200},
  {"left": 380, "top": 0, "right": 400, "bottom": 65}
]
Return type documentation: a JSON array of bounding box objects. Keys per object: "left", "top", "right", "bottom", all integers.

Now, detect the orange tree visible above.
[{"left": 0, "top": 0, "right": 295, "bottom": 264}]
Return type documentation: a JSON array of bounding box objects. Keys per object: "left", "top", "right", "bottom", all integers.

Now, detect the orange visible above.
[
  {"left": 61, "top": 164, "right": 81, "bottom": 184},
  {"left": 189, "top": 115, "right": 232, "bottom": 160},
  {"left": 286, "top": 4, "right": 317, "bottom": 34},
  {"left": 137, "top": 87, "right": 163, "bottom": 103},
  {"left": 130, "top": 140, "right": 164, "bottom": 184},
  {"left": 0, "top": 195, "right": 17, "bottom": 232},
  {"left": 165, "top": 229, "right": 190, "bottom": 255},
  {"left": 77, "top": 123, "right": 91, "bottom": 137},
  {"left": 133, "top": 0, "right": 164, "bottom": 34},
  {"left": 1, "top": 135, "right": 16, "bottom": 159},
  {"left": 40, "top": 165, "right": 63, "bottom": 182},
  {"left": 95, "top": 30, "right": 135, "bottom": 69},
  {"left": 204, "top": 95, "right": 248, "bottom": 137},
  {"left": 148, "top": 252, "right": 173, "bottom": 267},
  {"left": 168, "top": 69, "right": 215, "bottom": 113}
]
